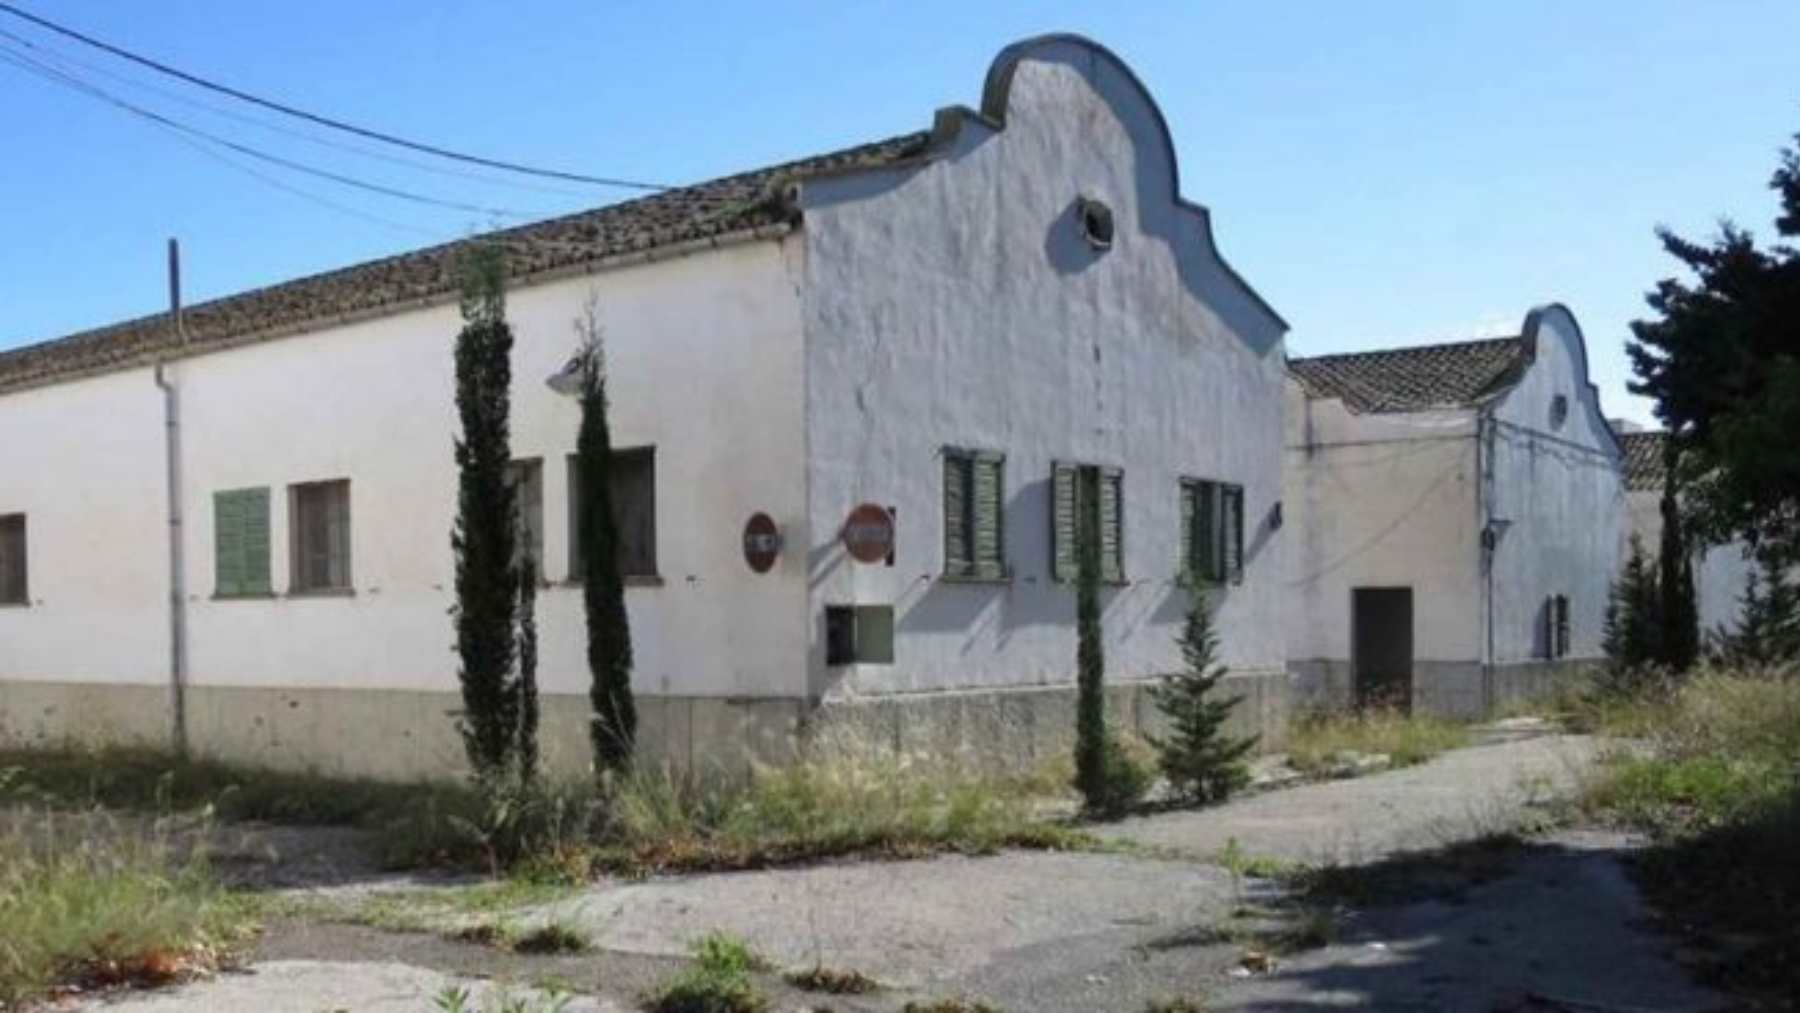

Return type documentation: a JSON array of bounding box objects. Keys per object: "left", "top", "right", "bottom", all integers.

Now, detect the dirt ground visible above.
[{"left": 77, "top": 729, "right": 1728, "bottom": 1012}]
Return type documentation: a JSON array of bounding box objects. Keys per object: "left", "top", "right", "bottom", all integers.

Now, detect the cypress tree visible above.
[
  {"left": 574, "top": 312, "right": 636, "bottom": 777},
  {"left": 1072, "top": 468, "right": 1108, "bottom": 810},
  {"left": 516, "top": 542, "right": 540, "bottom": 787},
  {"left": 1147, "top": 587, "right": 1256, "bottom": 804},
  {"left": 1657, "top": 442, "right": 1701, "bottom": 671},
  {"left": 451, "top": 245, "right": 520, "bottom": 781},
  {"left": 1717, "top": 551, "right": 1800, "bottom": 667},
  {"left": 1603, "top": 534, "right": 1662, "bottom": 677}
]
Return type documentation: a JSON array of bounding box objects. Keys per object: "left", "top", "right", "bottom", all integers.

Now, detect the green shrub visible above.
[{"left": 643, "top": 932, "right": 769, "bottom": 1013}]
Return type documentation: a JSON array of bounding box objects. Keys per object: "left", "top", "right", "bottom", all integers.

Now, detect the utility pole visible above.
[{"left": 157, "top": 238, "right": 189, "bottom": 757}]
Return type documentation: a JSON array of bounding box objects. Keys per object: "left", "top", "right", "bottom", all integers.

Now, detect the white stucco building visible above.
[
  {"left": 0, "top": 35, "right": 1291, "bottom": 779},
  {"left": 1284, "top": 306, "right": 1625, "bottom": 716},
  {"left": 1614, "top": 428, "right": 1753, "bottom": 639}
]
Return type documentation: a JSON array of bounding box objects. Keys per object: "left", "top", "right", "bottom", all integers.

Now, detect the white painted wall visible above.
[
  {"left": 798, "top": 38, "right": 1290, "bottom": 699},
  {"left": 1282, "top": 387, "right": 1483, "bottom": 667},
  {"left": 1485, "top": 306, "right": 1624, "bottom": 663},
  {"left": 1, "top": 240, "right": 813, "bottom": 701},
  {"left": 0, "top": 367, "right": 167, "bottom": 683},
  {"left": 1624, "top": 489, "right": 1753, "bottom": 640}
]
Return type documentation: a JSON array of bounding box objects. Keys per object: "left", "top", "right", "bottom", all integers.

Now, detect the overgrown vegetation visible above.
[
  {"left": 643, "top": 931, "right": 769, "bottom": 1013},
  {"left": 1147, "top": 587, "right": 1255, "bottom": 804},
  {"left": 571, "top": 296, "right": 637, "bottom": 779},
  {"left": 1711, "top": 550, "right": 1800, "bottom": 668},
  {"left": 4, "top": 738, "right": 1089, "bottom": 880},
  {"left": 1579, "top": 671, "right": 1800, "bottom": 1004},
  {"left": 452, "top": 243, "right": 528, "bottom": 784},
  {"left": 0, "top": 806, "right": 255, "bottom": 1006},
  {"left": 1282, "top": 708, "right": 1469, "bottom": 777}
]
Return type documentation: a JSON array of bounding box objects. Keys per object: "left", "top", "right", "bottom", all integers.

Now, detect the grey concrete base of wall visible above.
[
  {"left": 812, "top": 670, "right": 1292, "bottom": 772},
  {"left": 0, "top": 672, "right": 1294, "bottom": 782},
  {"left": 1288, "top": 658, "right": 1597, "bottom": 719},
  {"left": 0, "top": 680, "right": 806, "bottom": 783}
]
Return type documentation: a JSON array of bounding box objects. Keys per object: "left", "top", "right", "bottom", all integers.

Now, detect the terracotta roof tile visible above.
[
  {"left": 1288, "top": 336, "right": 1529, "bottom": 414},
  {"left": 1617, "top": 430, "right": 1667, "bottom": 491},
  {"left": 0, "top": 130, "right": 932, "bottom": 395}
]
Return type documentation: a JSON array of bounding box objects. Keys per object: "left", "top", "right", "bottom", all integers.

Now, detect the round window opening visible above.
[
  {"left": 1078, "top": 197, "right": 1114, "bottom": 249},
  {"left": 1549, "top": 394, "right": 1569, "bottom": 431}
]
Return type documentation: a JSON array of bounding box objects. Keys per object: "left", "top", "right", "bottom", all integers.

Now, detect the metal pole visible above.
[{"left": 157, "top": 238, "right": 189, "bottom": 757}]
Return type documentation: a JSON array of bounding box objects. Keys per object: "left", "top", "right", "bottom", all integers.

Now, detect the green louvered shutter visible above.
[
  {"left": 1222, "top": 484, "right": 1243, "bottom": 584},
  {"left": 943, "top": 453, "right": 971, "bottom": 577},
  {"left": 241, "top": 487, "right": 271, "bottom": 594},
  {"left": 214, "top": 491, "right": 244, "bottom": 596},
  {"left": 1194, "top": 481, "right": 1218, "bottom": 582},
  {"left": 214, "top": 488, "right": 270, "bottom": 596},
  {"left": 1099, "top": 468, "right": 1123, "bottom": 582},
  {"left": 1179, "top": 481, "right": 1196, "bottom": 581},
  {"left": 1051, "top": 462, "right": 1077, "bottom": 582},
  {"left": 972, "top": 455, "right": 1004, "bottom": 578}
]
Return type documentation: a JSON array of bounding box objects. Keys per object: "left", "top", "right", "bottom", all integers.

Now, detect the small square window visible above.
[
  {"left": 290, "top": 479, "right": 351, "bottom": 593},
  {"left": 0, "top": 513, "right": 27, "bottom": 605},
  {"left": 1181, "top": 479, "right": 1243, "bottom": 585},
  {"left": 943, "top": 448, "right": 1005, "bottom": 579},
  {"left": 568, "top": 447, "right": 656, "bottom": 580},
  {"left": 1051, "top": 463, "right": 1123, "bottom": 583},
  {"left": 825, "top": 605, "right": 895, "bottom": 666},
  {"left": 507, "top": 459, "right": 544, "bottom": 573}
]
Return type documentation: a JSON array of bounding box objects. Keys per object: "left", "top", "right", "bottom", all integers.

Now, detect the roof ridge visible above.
[
  {"left": 0, "top": 128, "right": 934, "bottom": 394},
  {"left": 1288, "top": 334, "right": 1522, "bottom": 365}
]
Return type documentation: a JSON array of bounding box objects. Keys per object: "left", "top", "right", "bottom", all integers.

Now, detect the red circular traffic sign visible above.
[
  {"left": 841, "top": 503, "right": 895, "bottom": 564},
  {"left": 742, "top": 512, "right": 781, "bottom": 573}
]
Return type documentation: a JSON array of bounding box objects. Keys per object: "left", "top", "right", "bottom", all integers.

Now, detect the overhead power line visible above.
[
  {"left": 0, "top": 25, "right": 597, "bottom": 199},
  {"left": 0, "top": 39, "right": 556, "bottom": 221},
  {"left": 0, "top": 1, "right": 670, "bottom": 191}
]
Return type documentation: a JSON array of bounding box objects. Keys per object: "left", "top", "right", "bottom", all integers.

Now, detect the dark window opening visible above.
[
  {"left": 0, "top": 513, "right": 26, "bottom": 605},
  {"left": 825, "top": 605, "right": 894, "bottom": 666},
  {"left": 568, "top": 447, "right": 656, "bottom": 579}
]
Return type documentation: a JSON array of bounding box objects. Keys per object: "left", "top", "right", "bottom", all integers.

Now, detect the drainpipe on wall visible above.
[
  {"left": 154, "top": 238, "right": 189, "bottom": 757},
  {"left": 1477, "top": 409, "right": 1495, "bottom": 715}
]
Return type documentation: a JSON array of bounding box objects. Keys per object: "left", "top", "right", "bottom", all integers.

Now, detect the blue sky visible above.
[{"left": 2, "top": 2, "right": 1795, "bottom": 424}]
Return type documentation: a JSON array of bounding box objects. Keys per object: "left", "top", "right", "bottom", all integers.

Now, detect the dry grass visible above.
[
  {"left": 1578, "top": 669, "right": 1800, "bottom": 1004},
  {"left": 1283, "top": 708, "right": 1470, "bottom": 776},
  {"left": 0, "top": 806, "right": 256, "bottom": 1006}
]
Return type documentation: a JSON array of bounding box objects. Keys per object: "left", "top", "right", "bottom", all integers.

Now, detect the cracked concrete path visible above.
[
  {"left": 88, "top": 960, "right": 623, "bottom": 1011},
  {"left": 1103, "top": 732, "right": 1602, "bottom": 864}
]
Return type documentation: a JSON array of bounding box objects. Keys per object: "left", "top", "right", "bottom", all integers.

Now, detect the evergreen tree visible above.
[
  {"left": 1716, "top": 551, "right": 1800, "bottom": 667},
  {"left": 574, "top": 305, "right": 636, "bottom": 777},
  {"left": 1147, "top": 587, "right": 1256, "bottom": 804},
  {"left": 1628, "top": 131, "right": 1800, "bottom": 569},
  {"left": 451, "top": 245, "right": 520, "bottom": 781},
  {"left": 1657, "top": 444, "right": 1701, "bottom": 671},
  {"left": 1072, "top": 468, "right": 1108, "bottom": 811},
  {"left": 1603, "top": 534, "right": 1662, "bottom": 675},
  {"left": 516, "top": 542, "right": 540, "bottom": 787}
]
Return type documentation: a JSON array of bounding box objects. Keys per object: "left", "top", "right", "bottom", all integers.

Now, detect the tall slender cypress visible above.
[
  {"left": 451, "top": 245, "right": 519, "bottom": 781},
  {"left": 516, "top": 544, "right": 540, "bottom": 787},
  {"left": 574, "top": 308, "right": 636, "bottom": 777},
  {"left": 1657, "top": 440, "right": 1700, "bottom": 671},
  {"left": 1072, "top": 468, "right": 1108, "bottom": 810}
]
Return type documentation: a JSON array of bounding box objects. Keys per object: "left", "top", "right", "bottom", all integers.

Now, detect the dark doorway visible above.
[{"left": 1352, "top": 587, "right": 1413, "bottom": 711}]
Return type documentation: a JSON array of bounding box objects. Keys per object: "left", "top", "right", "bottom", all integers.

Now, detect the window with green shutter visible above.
[
  {"left": 943, "top": 447, "right": 1005, "bottom": 579},
  {"left": 1052, "top": 462, "right": 1123, "bottom": 583},
  {"left": 1181, "top": 479, "right": 1244, "bottom": 585},
  {"left": 213, "top": 487, "right": 271, "bottom": 597}
]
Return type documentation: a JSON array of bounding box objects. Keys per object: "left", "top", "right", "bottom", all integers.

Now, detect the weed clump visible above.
[{"left": 644, "top": 931, "right": 769, "bottom": 1013}]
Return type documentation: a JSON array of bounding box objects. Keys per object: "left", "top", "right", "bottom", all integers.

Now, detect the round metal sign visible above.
[
  {"left": 841, "top": 503, "right": 895, "bottom": 564},
  {"left": 742, "top": 512, "right": 781, "bottom": 573}
]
